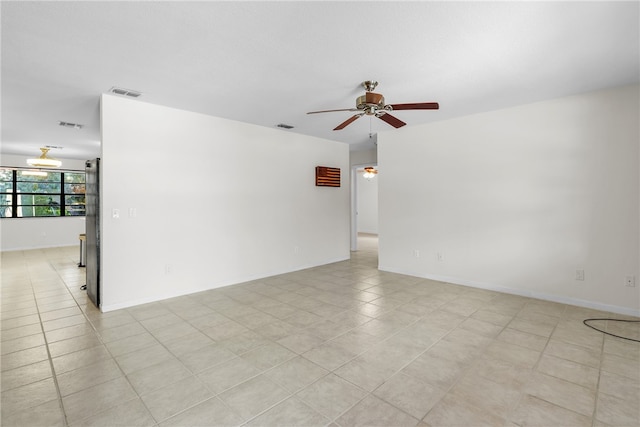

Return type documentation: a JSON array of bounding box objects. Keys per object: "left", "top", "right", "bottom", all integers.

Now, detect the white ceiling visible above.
[{"left": 2, "top": 1, "right": 638, "bottom": 161}]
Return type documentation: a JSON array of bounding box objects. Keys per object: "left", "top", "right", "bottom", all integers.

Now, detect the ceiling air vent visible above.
[
  {"left": 58, "top": 121, "right": 83, "bottom": 130},
  {"left": 109, "top": 87, "right": 142, "bottom": 98},
  {"left": 276, "top": 123, "right": 294, "bottom": 129}
]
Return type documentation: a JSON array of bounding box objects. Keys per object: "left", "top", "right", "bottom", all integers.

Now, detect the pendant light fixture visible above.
[{"left": 27, "top": 147, "right": 62, "bottom": 168}]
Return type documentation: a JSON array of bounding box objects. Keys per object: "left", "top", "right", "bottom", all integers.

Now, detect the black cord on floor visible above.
[{"left": 583, "top": 318, "right": 640, "bottom": 343}]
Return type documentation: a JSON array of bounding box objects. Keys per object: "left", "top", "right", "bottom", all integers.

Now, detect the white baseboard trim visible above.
[
  {"left": 1, "top": 243, "right": 80, "bottom": 252},
  {"left": 378, "top": 265, "right": 640, "bottom": 318},
  {"left": 101, "top": 255, "right": 350, "bottom": 312}
]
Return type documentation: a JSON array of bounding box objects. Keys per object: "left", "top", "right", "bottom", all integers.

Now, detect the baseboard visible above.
[
  {"left": 100, "top": 255, "right": 350, "bottom": 312},
  {"left": 378, "top": 265, "right": 640, "bottom": 318},
  {"left": 1, "top": 244, "right": 80, "bottom": 252}
]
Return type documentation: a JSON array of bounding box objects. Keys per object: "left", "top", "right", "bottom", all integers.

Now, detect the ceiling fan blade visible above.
[
  {"left": 334, "top": 114, "right": 362, "bottom": 130},
  {"left": 307, "top": 108, "right": 358, "bottom": 114},
  {"left": 389, "top": 102, "right": 439, "bottom": 110},
  {"left": 377, "top": 113, "right": 406, "bottom": 128}
]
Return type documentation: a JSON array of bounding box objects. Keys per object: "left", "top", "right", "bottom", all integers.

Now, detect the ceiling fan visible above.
[
  {"left": 361, "top": 166, "right": 378, "bottom": 179},
  {"left": 307, "top": 81, "right": 439, "bottom": 131}
]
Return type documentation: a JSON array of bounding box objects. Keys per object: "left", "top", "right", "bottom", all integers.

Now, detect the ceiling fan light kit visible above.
[
  {"left": 307, "top": 80, "right": 439, "bottom": 131},
  {"left": 363, "top": 166, "right": 378, "bottom": 179},
  {"left": 27, "top": 147, "right": 62, "bottom": 168}
]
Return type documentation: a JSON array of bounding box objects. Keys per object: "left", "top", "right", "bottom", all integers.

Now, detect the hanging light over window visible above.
[
  {"left": 362, "top": 166, "right": 378, "bottom": 180},
  {"left": 22, "top": 170, "right": 48, "bottom": 177},
  {"left": 27, "top": 148, "right": 62, "bottom": 168}
]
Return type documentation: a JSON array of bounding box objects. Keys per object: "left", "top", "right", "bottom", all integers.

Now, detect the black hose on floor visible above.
[{"left": 582, "top": 318, "right": 640, "bottom": 343}]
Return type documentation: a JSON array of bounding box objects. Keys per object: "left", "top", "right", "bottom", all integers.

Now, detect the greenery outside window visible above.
[{"left": 0, "top": 168, "right": 86, "bottom": 218}]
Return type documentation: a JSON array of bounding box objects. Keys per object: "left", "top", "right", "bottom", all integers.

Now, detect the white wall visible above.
[
  {"left": 101, "top": 94, "right": 350, "bottom": 311},
  {"left": 350, "top": 148, "right": 377, "bottom": 167},
  {"left": 0, "top": 154, "right": 87, "bottom": 251},
  {"left": 378, "top": 84, "right": 639, "bottom": 316}
]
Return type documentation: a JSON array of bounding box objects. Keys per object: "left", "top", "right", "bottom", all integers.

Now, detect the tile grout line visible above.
[
  {"left": 128, "top": 276, "right": 377, "bottom": 425},
  {"left": 303, "top": 293, "right": 489, "bottom": 424},
  {"left": 31, "top": 256, "right": 73, "bottom": 427},
  {"left": 123, "top": 304, "right": 232, "bottom": 425},
  {"left": 591, "top": 318, "right": 606, "bottom": 426},
  {"left": 300, "top": 285, "right": 494, "bottom": 423},
  {"left": 512, "top": 304, "right": 603, "bottom": 424},
  {"left": 47, "top": 252, "right": 142, "bottom": 427},
  {"left": 417, "top": 301, "right": 511, "bottom": 424},
  {"left": 502, "top": 300, "right": 560, "bottom": 427},
  {"left": 67, "top": 298, "right": 152, "bottom": 425}
]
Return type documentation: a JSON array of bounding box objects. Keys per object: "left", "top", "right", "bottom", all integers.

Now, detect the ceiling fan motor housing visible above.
[{"left": 356, "top": 92, "right": 385, "bottom": 114}]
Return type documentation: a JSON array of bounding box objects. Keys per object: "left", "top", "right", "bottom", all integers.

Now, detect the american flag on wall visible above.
[{"left": 315, "top": 166, "right": 340, "bottom": 187}]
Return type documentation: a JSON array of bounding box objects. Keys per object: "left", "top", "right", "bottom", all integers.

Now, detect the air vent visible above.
[
  {"left": 109, "top": 87, "right": 142, "bottom": 98},
  {"left": 276, "top": 123, "right": 294, "bottom": 129},
  {"left": 58, "top": 121, "right": 83, "bottom": 130}
]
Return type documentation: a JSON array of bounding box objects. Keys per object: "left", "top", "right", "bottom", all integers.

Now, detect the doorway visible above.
[{"left": 350, "top": 163, "right": 378, "bottom": 253}]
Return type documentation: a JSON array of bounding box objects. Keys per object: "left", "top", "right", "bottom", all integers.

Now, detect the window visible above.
[{"left": 0, "top": 168, "right": 86, "bottom": 218}]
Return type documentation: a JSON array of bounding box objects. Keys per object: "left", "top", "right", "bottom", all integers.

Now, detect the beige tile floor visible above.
[{"left": 1, "top": 234, "right": 639, "bottom": 426}]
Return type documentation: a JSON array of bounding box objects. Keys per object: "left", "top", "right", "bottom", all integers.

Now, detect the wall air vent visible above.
[
  {"left": 109, "top": 87, "right": 142, "bottom": 98},
  {"left": 58, "top": 121, "right": 83, "bottom": 130},
  {"left": 276, "top": 123, "right": 294, "bottom": 129}
]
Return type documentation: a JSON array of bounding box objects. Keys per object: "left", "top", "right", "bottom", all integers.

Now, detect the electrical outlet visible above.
[
  {"left": 437, "top": 252, "right": 444, "bottom": 262},
  {"left": 575, "top": 269, "right": 584, "bottom": 281},
  {"left": 625, "top": 276, "right": 636, "bottom": 287},
  {"left": 165, "top": 264, "right": 173, "bottom": 274},
  {"left": 413, "top": 249, "right": 420, "bottom": 258}
]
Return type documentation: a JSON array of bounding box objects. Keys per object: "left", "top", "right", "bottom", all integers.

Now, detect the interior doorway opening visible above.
[
  {"left": 355, "top": 232, "right": 379, "bottom": 266},
  {"left": 350, "top": 163, "right": 378, "bottom": 255}
]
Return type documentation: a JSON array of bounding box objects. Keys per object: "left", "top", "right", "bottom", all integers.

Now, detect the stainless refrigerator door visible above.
[{"left": 85, "top": 158, "right": 100, "bottom": 308}]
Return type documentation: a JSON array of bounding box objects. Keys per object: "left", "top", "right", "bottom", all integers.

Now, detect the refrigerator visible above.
[{"left": 85, "top": 158, "right": 100, "bottom": 307}]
